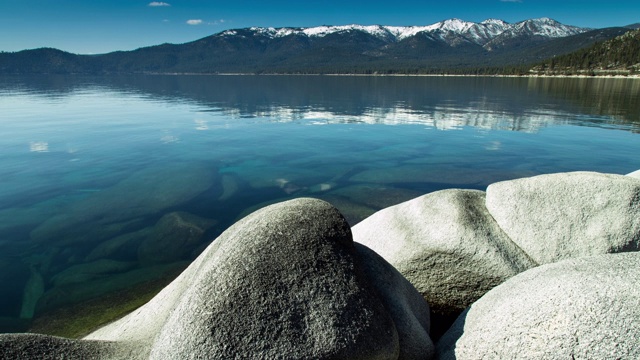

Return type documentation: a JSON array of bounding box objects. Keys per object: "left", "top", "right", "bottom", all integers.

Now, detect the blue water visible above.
[{"left": 1, "top": 75, "right": 639, "bottom": 332}]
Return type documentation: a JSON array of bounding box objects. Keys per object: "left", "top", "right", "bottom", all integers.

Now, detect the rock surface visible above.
[
  {"left": 355, "top": 244, "right": 434, "bottom": 359},
  {"left": 486, "top": 171, "right": 640, "bottom": 264},
  {"left": 352, "top": 189, "right": 536, "bottom": 316},
  {"left": 86, "top": 198, "right": 432, "bottom": 359},
  {"left": 148, "top": 198, "right": 398, "bottom": 359},
  {"left": 437, "top": 252, "right": 640, "bottom": 360},
  {"left": 627, "top": 169, "right": 640, "bottom": 179}
]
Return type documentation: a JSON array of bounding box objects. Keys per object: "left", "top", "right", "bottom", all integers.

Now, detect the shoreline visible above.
[{"left": 143, "top": 72, "right": 640, "bottom": 79}]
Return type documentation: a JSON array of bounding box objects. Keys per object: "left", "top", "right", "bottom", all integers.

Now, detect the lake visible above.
[{"left": 1, "top": 74, "right": 639, "bottom": 335}]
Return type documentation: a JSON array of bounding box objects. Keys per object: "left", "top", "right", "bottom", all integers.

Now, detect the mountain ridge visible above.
[
  {"left": 216, "top": 17, "right": 586, "bottom": 50},
  {"left": 0, "top": 17, "right": 631, "bottom": 75}
]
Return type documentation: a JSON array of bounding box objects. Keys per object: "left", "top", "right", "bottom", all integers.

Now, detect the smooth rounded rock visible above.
[
  {"left": 88, "top": 198, "right": 432, "bottom": 359},
  {"left": 149, "top": 198, "right": 397, "bottom": 359},
  {"left": 486, "top": 171, "right": 640, "bottom": 264},
  {"left": 437, "top": 252, "right": 640, "bottom": 360},
  {"left": 352, "top": 189, "right": 536, "bottom": 316}
]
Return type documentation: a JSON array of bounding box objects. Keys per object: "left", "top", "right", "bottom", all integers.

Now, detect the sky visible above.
[{"left": 0, "top": 0, "right": 638, "bottom": 54}]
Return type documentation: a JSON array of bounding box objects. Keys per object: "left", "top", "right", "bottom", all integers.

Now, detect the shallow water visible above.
[{"left": 1, "top": 75, "right": 639, "bottom": 332}]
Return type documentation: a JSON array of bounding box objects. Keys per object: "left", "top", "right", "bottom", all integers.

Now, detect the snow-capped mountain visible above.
[
  {"left": 219, "top": 17, "right": 588, "bottom": 49},
  {"left": 4, "top": 17, "right": 624, "bottom": 75}
]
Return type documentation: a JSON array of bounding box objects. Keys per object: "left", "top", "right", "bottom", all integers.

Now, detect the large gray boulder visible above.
[
  {"left": 352, "top": 189, "right": 536, "bottom": 317},
  {"left": 437, "top": 252, "right": 640, "bottom": 360},
  {"left": 85, "top": 198, "right": 433, "bottom": 359},
  {"left": 486, "top": 171, "right": 640, "bottom": 264}
]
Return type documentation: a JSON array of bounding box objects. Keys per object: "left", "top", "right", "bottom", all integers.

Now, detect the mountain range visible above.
[{"left": 0, "top": 17, "right": 633, "bottom": 74}]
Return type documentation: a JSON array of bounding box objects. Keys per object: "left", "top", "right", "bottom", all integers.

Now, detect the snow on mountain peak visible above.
[
  {"left": 481, "top": 19, "right": 509, "bottom": 26},
  {"left": 513, "top": 17, "right": 586, "bottom": 38},
  {"left": 420, "top": 18, "right": 476, "bottom": 33},
  {"left": 221, "top": 18, "right": 588, "bottom": 45}
]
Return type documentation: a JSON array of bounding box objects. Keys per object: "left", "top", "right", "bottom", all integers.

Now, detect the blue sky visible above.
[{"left": 1, "top": 0, "right": 638, "bottom": 54}]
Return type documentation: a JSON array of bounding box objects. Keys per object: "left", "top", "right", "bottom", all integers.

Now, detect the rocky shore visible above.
[{"left": 1, "top": 170, "right": 639, "bottom": 359}]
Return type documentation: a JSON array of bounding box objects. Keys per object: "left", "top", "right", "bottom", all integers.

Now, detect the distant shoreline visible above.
[{"left": 145, "top": 72, "right": 640, "bottom": 79}]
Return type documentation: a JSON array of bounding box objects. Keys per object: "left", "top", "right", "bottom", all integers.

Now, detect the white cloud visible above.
[
  {"left": 149, "top": 2, "right": 171, "bottom": 6},
  {"left": 187, "top": 19, "right": 203, "bottom": 25}
]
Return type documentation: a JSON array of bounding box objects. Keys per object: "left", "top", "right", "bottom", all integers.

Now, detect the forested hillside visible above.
[{"left": 532, "top": 29, "right": 640, "bottom": 75}]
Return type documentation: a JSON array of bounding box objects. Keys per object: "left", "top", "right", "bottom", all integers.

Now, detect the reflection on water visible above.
[
  {"left": 3, "top": 75, "right": 639, "bottom": 130},
  {"left": 0, "top": 75, "right": 639, "bottom": 334}
]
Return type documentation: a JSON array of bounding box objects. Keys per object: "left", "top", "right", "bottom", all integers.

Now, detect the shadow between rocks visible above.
[
  {"left": 435, "top": 308, "right": 469, "bottom": 359},
  {"left": 429, "top": 309, "right": 463, "bottom": 342}
]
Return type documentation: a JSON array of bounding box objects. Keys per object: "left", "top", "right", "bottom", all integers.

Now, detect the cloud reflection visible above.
[{"left": 212, "top": 104, "right": 575, "bottom": 133}]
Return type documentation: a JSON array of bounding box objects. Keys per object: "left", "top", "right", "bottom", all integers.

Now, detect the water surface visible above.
[{"left": 1, "top": 75, "right": 639, "bottom": 333}]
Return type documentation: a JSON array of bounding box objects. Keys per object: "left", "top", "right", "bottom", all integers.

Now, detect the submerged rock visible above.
[
  {"left": 437, "top": 252, "right": 640, "bottom": 360},
  {"left": 51, "top": 260, "right": 137, "bottom": 287},
  {"left": 0, "top": 333, "right": 134, "bottom": 360},
  {"left": 349, "top": 165, "right": 507, "bottom": 188},
  {"left": 314, "top": 195, "right": 378, "bottom": 226},
  {"left": 30, "top": 164, "right": 216, "bottom": 246},
  {"left": 486, "top": 171, "right": 640, "bottom": 264},
  {"left": 36, "top": 263, "right": 186, "bottom": 315},
  {"left": 218, "top": 174, "right": 241, "bottom": 201},
  {"left": 86, "top": 198, "right": 432, "bottom": 359},
  {"left": 352, "top": 189, "right": 536, "bottom": 317},
  {"left": 327, "top": 183, "right": 424, "bottom": 210},
  {"left": 84, "top": 228, "right": 151, "bottom": 262},
  {"left": 19, "top": 266, "right": 44, "bottom": 319},
  {"left": 137, "top": 212, "right": 217, "bottom": 264}
]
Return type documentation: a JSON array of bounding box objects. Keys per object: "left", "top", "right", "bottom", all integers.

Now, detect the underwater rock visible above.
[
  {"left": 218, "top": 174, "right": 241, "bottom": 201},
  {"left": 51, "top": 260, "right": 137, "bottom": 288},
  {"left": 327, "top": 183, "right": 424, "bottom": 209},
  {"left": 437, "top": 252, "right": 640, "bottom": 360},
  {"left": 36, "top": 263, "right": 186, "bottom": 315},
  {"left": 137, "top": 212, "right": 217, "bottom": 265},
  {"left": 19, "top": 266, "right": 44, "bottom": 319},
  {"left": 30, "top": 164, "right": 216, "bottom": 246},
  {"left": 84, "top": 228, "right": 151, "bottom": 262},
  {"left": 222, "top": 162, "right": 324, "bottom": 191},
  {"left": 486, "top": 171, "right": 640, "bottom": 264},
  {"left": 314, "top": 195, "right": 378, "bottom": 226},
  {"left": 308, "top": 182, "right": 338, "bottom": 193},
  {"left": 0, "top": 333, "right": 134, "bottom": 360},
  {"left": 349, "top": 165, "right": 507, "bottom": 188}
]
